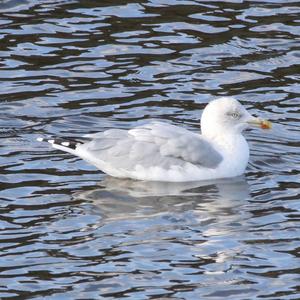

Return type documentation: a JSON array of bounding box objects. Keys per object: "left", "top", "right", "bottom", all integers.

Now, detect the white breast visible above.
[{"left": 213, "top": 134, "right": 249, "bottom": 178}]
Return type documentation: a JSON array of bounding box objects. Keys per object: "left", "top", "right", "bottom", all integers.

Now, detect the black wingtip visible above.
[{"left": 37, "top": 137, "right": 82, "bottom": 150}]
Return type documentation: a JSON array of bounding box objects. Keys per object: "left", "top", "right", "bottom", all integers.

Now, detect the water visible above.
[{"left": 0, "top": 0, "right": 299, "bottom": 299}]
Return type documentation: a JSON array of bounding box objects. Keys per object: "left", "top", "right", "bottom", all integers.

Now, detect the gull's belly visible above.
[{"left": 122, "top": 158, "right": 248, "bottom": 182}]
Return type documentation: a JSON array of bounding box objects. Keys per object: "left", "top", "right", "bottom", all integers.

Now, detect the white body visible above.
[{"left": 71, "top": 132, "right": 249, "bottom": 182}]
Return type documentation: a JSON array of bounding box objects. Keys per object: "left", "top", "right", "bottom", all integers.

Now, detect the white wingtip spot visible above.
[
  {"left": 48, "top": 139, "right": 55, "bottom": 144},
  {"left": 37, "top": 137, "right": 44, "bottom": 142},
  {"left": 62, "top": 142, "right": 70, "bottom": 146}
]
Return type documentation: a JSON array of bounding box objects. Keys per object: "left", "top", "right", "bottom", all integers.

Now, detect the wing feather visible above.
[{"left": 78, "top": 122, "right": 222, "bottom": 172}]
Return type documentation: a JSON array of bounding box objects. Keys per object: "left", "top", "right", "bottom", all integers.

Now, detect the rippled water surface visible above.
[{"left": 0, "top": 0, "right": 300, "bottom": 299}]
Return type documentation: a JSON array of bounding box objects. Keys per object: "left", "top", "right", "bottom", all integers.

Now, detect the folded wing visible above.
[{"left": 77, "top": 122, "right": 223, "bottom": 172}]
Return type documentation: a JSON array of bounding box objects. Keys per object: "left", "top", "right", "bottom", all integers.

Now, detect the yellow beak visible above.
[{"left": 247, "top": 117, "right": 272, "bottom": 130}]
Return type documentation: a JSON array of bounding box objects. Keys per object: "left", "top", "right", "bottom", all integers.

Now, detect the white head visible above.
[{"left": 201, "top": 97, "right": 271, "bottom": 138}]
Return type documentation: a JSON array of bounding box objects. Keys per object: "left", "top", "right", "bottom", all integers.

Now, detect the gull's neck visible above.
[
  {"left": 202, "top": 125, "right": 239, "bottom": 141},
  {"left": 202, "top": 127, "right": 248, "bottom": 154}
]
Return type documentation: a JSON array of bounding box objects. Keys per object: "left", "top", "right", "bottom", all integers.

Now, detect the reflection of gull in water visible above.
[
  {"left": 74, "top": 177, "right": 252, "bottom": 271},
  {"left": 98, "top": 176, "right": 249, "bottom": 198},
  {"left": 74, "top": 176, "right": 251, "bottom": 222}
]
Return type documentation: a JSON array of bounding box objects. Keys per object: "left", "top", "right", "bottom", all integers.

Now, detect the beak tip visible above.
[{"left": 261, "top": 120, "right": 272, "bottom": 130}]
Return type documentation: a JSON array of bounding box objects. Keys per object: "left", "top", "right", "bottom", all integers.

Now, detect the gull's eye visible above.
[{"left": 230, "top": 112, "right": 240, "bottom": 119}]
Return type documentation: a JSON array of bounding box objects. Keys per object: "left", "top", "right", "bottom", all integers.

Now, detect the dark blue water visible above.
[{"left": 0, "top": 0, "right": 300, "bottom": 299}]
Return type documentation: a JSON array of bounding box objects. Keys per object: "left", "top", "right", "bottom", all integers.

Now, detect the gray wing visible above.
[{"left": 79, "top": 122, "right": 223, "bottom": 171}]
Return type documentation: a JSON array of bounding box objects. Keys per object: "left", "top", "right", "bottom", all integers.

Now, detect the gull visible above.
[{"left": 37, "top": 97, "right": 271, "bottom": 182}]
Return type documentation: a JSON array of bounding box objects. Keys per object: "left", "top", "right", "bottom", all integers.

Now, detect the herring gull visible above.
[{"left": 37, "top": 97, "right": 271, "bottom": 182}]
